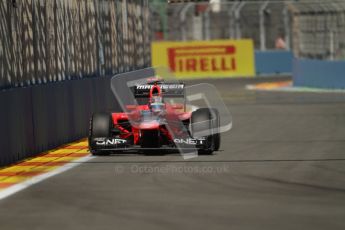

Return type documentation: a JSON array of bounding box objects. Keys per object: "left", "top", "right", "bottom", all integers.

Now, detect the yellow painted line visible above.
[
  {"left": 69, "top": 143, "right": 88, "bottom": 147},
  {"left": 0, "top": 177, "right": 28, "bottom": 184},
  {"left": 1, "top": 177, "right": 34, "bottom": 184},
  {"left": 49, "top": 149, "right": 81, "bottom": 154},
  {"left": 0, "top": 139, "right": 90, "bottom": 192},
  {"left": 73, "top": 149, "right": 90, "bottom": 154}
]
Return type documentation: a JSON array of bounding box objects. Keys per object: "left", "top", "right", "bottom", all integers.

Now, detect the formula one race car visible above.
[{"left": 88, "top": 80, "right": 220, "bottom": 155}]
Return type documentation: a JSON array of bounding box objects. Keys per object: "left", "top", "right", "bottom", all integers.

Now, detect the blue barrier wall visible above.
[
  {"left": 255, "top": 51, "right": 293, "bottom": 76},
  {"left": 293, "top": 58, "right": 345, "bottom": 89}
]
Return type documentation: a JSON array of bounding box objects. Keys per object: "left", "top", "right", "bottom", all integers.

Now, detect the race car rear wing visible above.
[{"left": 133, "top": 83, "right": 185, "bottom": 98}]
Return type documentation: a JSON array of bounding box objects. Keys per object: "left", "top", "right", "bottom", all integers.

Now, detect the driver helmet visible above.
[{"left": 150, "top": 96, "right": 165, "bottom": 113}]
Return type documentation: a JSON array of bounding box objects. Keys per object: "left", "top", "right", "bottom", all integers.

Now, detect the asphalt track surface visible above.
[{"left": 1, "top": 77, "right": 345, "bottom": 230}]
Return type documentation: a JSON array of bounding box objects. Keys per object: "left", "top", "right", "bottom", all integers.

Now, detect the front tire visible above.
[
  {"left": 191, "top": 108, "right": 219, "bottom": 155},
  {"left": 89, "top": 113, "right": 113, "bottom": 156},
  {"left": 210, "top": 109, "right": 221, "bottom": 151}
]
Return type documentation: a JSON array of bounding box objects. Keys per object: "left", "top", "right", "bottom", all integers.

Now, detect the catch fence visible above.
[
  {"left": 151, "top": 0, "right": 345, "bottom": 60},
  {"left": 0, "top": 0, "right": 151, "bottom": 89}
]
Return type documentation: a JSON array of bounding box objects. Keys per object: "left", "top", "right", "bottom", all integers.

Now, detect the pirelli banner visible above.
[{"left": 151, "top": 39, "right": 255, "bottom": 78}]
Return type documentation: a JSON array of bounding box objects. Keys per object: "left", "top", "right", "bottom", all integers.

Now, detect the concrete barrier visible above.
[
  {"left": 293, "top": 58, "right": 345, "bottom": 89},
  {"left": 255, "top": 51, "right": 293, "bottom": 76},
  {"left": 0, "top": 77, "right": 119, "bottom": 167}
]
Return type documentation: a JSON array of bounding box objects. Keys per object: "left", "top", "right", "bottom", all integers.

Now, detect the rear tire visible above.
[{"left": 89, "top": 113, "right": 113, "bottom": 156}]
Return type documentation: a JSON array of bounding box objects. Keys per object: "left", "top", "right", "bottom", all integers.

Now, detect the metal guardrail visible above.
[
  {"left": 151, "top": 0, "right": 345, "bottom": 61},
  {"left": 0, "top": 0, "right": 151, "bottom": 90}
]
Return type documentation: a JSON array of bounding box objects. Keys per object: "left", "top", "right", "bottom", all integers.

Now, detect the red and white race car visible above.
[{"left": 88, "top": 80, "right": 220, "bottom": 155}]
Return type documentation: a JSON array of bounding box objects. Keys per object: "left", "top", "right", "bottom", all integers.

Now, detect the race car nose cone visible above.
[{"left": 138, "top": 121, "right": 160, "bottom": 129}]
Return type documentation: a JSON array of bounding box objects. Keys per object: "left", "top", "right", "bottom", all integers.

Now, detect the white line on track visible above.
[{"left": 0, "top": 155, "right": 95, "bottom": 201}]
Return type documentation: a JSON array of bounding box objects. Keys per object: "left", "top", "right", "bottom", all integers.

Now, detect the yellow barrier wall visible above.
[{"left": 151, "top": 39, "right": 255, "bottom": 78}]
